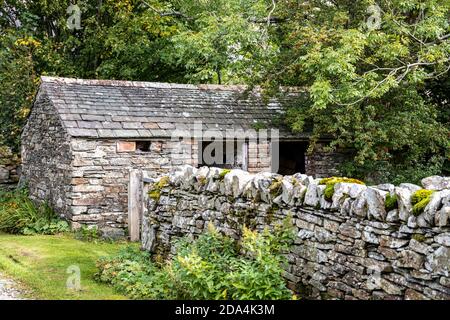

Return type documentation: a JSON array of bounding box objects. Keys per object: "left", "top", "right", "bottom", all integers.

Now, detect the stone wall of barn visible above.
[
  {"left": 0, "top": 147, "right": 20, "bottom": 190},
  {"left": 305, "top": 143, "right": 348, "bottom": 178},
  {"left": 67, "top": 138, "right": 201, "bottom": 238},
  {"left": 142, "top": 165, "right": 450, "bottom": 300},
  {"left": 20, "top": 93, "right": 73, "bottom": 216},
  {"left": 67, "top": 137, "right": 277, "bottom": 237}
]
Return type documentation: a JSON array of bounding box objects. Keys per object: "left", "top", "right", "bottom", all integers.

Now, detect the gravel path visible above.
[{"left": 0, "top": 273, "right": 27, "bottom": 300}]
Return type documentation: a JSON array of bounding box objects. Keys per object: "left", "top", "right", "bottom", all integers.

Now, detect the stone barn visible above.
[{"left": 20, "top": 77, "right": 346, "bottom": 237}]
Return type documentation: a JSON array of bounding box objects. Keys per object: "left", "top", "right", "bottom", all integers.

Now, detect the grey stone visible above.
[
  {"left": 434, "top": 233, "right": 450, "bottom": 247},
  {"left": 362, "top": 231, "right": 379, "bottom": 244},
  {"left": 394, "top": 187, "right": 414, "bottom": 222},
  {"left": 435, "top": 206, "right": 449, "bottom": 227},
  {"left": 304, "top": 181, "right": 320, "bottom": 207},
  {"left": 421, "top": 176, "right": 450, "bottom": 191},
  {"left": 399, "top": 183, "right": 422, "bottom": 192},
  {"left": 379, "top": 278, "right": 403, "bottom": 295},
  {"left": 408, "top": 239, "right": 432, "bottom": 255},
  {"left": 380, "top": 236, "right": 409, "bottom": 249},
  {"left": 386, "top": 209, "right": 399, "bottom": 223},
  {"left": 405, "top": 288, "right": 428, "bottom": 300},
  {"left": 394, "top": 250, "right": 424, "bottom": 269},
  {"left": 350, "top": 189, "right": 368, "bottom": 217}
]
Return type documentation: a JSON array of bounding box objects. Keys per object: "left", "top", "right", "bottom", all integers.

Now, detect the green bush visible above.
[
  {"left": 0, "top": 189, "right": 69, "bottom": 235},
  {"left": 95, "top": 219, "right": 296, "bottom": 300}
]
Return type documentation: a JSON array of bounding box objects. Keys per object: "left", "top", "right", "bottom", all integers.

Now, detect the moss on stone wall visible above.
[
  {"left": 269, "top": 177, "right": 283, "bottom": 197},
  {"left": 385, "top": 194, "right": 398, "bottom": 212},
  {"left": 319, "top": 177, "right": 365, "bottom": 201},
  {"left": 148, "top": 176, "right": 170, "bottom": 201},
  {"left": 219, "top": 169, "right": 231, "bottom": 181},
  {"left": 411, "top": 189, "right": 434, "bottom": 216}
]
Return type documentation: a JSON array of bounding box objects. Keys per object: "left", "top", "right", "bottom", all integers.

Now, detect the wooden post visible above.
[
  {"left": 242, "top": 140, "right": 248, "bottom": 171},
  {"left": 128, "top": 169, "right": 143, "bottom": 242}
]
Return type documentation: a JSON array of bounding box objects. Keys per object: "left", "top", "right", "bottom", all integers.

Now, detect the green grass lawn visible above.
[{"left": 0, "top": 233, "right": 137, "bottom": 300}]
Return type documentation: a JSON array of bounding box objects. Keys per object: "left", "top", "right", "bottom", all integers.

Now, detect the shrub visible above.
[
  {"left": 95, "top": 219, "right": 296, "bottom": 300},
  {"left": 319, "top": 177, "right": 365, "bottom": 201},
  {"left": 74, "top": 225, "right": 100, "bottom": 242},
  {"left": 0, "top": 189, "right": 69, "bottom": 235},
  {"left": 411, "top": 189, "right": 435, "bottom": 216}
]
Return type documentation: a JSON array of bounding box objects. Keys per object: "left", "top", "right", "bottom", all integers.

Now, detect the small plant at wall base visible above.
[
  {"left": 74, "top": 225, "right": 100, "bottom": 242},
  {"left": 0, "top": 189, "right": 69, "bottom": 235},
  {"left": 95, "top": 220, "right": 296, "bottom": 300}
]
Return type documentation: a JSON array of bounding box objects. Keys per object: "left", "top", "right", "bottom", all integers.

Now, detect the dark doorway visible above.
[
  {"left": 198, "top": 139, "right": 244, "bottom": 169},
  {"left": 277, "top": 141, "right": 307, "bottom": 175}
]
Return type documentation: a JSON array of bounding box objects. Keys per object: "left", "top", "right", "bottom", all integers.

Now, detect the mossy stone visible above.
[
  {"left": 319, "top": 176, "right": 365, "bottom": 202},
  {"left": 385, "top": 194, "right": 398, "bottom": 212},
  {"left": 411, "top": 189, "right": 434, "bottom": 216}
]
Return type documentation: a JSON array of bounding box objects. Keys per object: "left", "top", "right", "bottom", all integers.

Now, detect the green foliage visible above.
[
  {"left": 0, "top": 189, "right": 69, "bottom": 235},
  {"left": 74, "top": 225, "right": 100, "bottom": 242},
  {"left": 319, "top": 177, "right": 365, "bottom": 201},
  {"left": 164, "top": 0, "right": 278, "bottom": 84},
  {"left": 411, "top": 189, "right": 435, "bottom": 216},
  {"left": 1, "top": 0, "right": 449, "bottom": 184},
  {"left": 384, "top": 194, "right": 398, "bottom": 212},
  {"left": 95, "top": 220, "right": 296, "bottom": 300},
  {"left": 262, "top": 0, "right": 450, "bottom": 184}
]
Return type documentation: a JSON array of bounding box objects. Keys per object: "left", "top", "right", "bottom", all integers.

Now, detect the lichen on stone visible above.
[
  {"left": 411, "top": 189, "right": 434, "bottom": 216},
  {"left": 197, "top": 176, "right": 207, "bottom": 186},
  {"left": 156, "top": 176, "right": 170, "bottom": 189},
  {"left": 269, "top": 177, "right": 283, "bottom": 197},
  {"left": 412, "top": 233, "right": 427, "bottom": 243},
  {"left": 148, "top": 189, "right": 161, "bottom": 201},
  {"left": 148, "top": 176, "right": 170, "bottom": 201},
  {"left": 319, "top": 177, "right": 365, "bottom": 201}
]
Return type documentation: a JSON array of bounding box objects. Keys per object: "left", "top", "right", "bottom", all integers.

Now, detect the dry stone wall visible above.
[
  {"left": 142, "top": 165, "right": 450, "bottom": 300},
  {"left": 0, "top": 147, "right": 20, "bottom": 190}
]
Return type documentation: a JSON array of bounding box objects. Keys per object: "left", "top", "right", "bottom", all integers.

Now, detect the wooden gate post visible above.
[{"left": 128, "top": 169, "right": 143, "bottom": 242}]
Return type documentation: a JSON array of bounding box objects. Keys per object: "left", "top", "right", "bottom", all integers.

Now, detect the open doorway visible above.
[
  {"left": 276, "top": 141, "right": 308, "bottom": 175},
  {"left": 198, "top": 139, "right": 245, "bottom": 169}
]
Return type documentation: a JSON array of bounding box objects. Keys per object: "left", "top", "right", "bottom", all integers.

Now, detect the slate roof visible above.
[{"left": 38, "top": 76, "right": 306, "bottom": 139}]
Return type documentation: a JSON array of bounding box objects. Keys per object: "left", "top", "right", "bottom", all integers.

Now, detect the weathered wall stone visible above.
[
  {"left": 20, "top": 93, "right": 73, "bottom": 218},
  {"left": 0, "top": 147, "right": 20, "bottom": 190},
  {"left": 142, "top": 165, "right": 450, "bottom": 300}
]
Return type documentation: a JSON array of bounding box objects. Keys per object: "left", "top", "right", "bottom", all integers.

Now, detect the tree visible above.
[
  {"left": 161, "top": 0, "right": 278, "bottom": 84},
  {"left": 0, "top": 0, "right": 183, "bottom": 151},
  {"left": 260, "top": 0, "right": 450, "bottom": 183}
]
